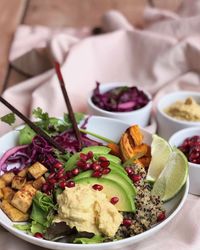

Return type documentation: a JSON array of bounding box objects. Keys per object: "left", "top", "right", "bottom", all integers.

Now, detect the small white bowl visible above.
[
  {"left": 87, "top": 82, "right": 153, "bottom": 128},
  {"left": 169, "top": 127, "right": 200, "bottom": 195},
  {"left": 156, "top": 91, "right": 200, "bottom": 139}
]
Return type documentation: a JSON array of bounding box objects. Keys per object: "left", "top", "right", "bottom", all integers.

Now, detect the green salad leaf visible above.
[
  {"left": 0, "top": 113, "right": 16, "bottom": 125},
  {"left": 73, "top": 235, "right": 105, "bottom": 244}
]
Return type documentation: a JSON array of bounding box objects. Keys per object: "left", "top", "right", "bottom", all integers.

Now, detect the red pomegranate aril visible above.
[
  {"left": 42, "top": 183, "right": 49, "bottom": 193},
  {"left": 72, "top": 168, "right": 79, "bottom": 176},
  {"left": 83, "top": 162, "right": 91, "bottom": 171},
  {"left": 56, "top": 170, "right": 65, "bottom": 179},
  {"left": 92, "top": 171, "right": 102, "bottom": 178},
  {"left": 92, "top": 163, "right": 101, "bottom": 171},
  {"left": 110, "top": 197, "right": 119, "bottom": 205},
  {"left": 92, "top": 184, "right": 103, "bottom": 191},
  {"left": 100, "top": 160, "right": 110, "bottom": 168},
  {"left": 77, "top": 160, "right": 87, "bottom": 169},
  {"left": 157, "top": 211, "right": 166, "bottom": 222},
  {"left": 131, "top": 174, "right": 141, "bottom": 183},
  {"left": 98, "top": 156, "right": 108, "bottom": 162},
  {"left": 87, "top": 151, "right": 94, "bottom": 159},
  {"left": 48, "top": 172, "right": 55, "bottom": 179},
  {"left": 59, "top": 181, "right": 67, "bottom": 189},
  {"left": 80, "top": 153, "right": 88, "bottom": 161},
  {"left": 125, "top": 167, "right": 134, "bottom": 175},
  {"left": 54, "top": 162, "right": 63, "bottom": 169},
  {"left": 122, "top": 219, "right": 132, "bottom": 227},
  {"left": 48, "top": 178, "right": 56, "bottom": 184},
  {"left": 102, "top": 167, "right": 111, "bottom": 175},
  {"left": 66, "top": 180, "right": 75, "bottom": 188},
  {"left": 34, "top": 232, "right": 43, "bottom": 238}
]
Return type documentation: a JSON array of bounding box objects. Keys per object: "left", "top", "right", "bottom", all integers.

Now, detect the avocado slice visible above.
[
  {"left": 81, "top": 146, "right": 111, "bottom": 154},
  {"left": 75, "top": 177, "right": 135, "bottom": 212},
  {"left": 74, "top": 169, "right": 136, "bottom": 198}
]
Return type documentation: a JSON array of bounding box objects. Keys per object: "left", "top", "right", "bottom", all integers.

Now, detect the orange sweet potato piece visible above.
[{"left": 107, "top": 142, "right": 121, "bottom": 157}]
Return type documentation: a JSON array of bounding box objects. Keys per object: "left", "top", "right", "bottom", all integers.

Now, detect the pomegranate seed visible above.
[
  {"left": 125, "top": 167, "right": 134, "bottom": 175},
  {"left": 131, "top": 174, "right": 141, "bottom": 183},
  {"left": 56, "top": 169, "right": 65, "bottom": 179},
  {"left": 83, "top": 162, "right": 91, "bottom": 171},
  {"left": 91, "top": 163, "right": 101, "bottom": 171},
  {"left": 54, "top": 162, "right": 63, "bottom": 169},
  {"left": 42, "top": 183, "right": 49, "bottom": 193},
  {"left": 110, "top": 197, "right": 119, "bottom": 205},
  {"left": 122, "top": 219, "right": 132, "bottom": 227},
  {"left": 92, "top": 184, "right": 103, "bottom": 191},
  {"left": 92, "top": 171, "right": 102, "bottom": 178},
  {"left": 66, "top": 181, "right": 75, "bottom": 188},
  {"left": 59, "top": 181, "right": 67, "bottom": 189},
  {"left": 72, "top": 168, "right": 79, "bottom": 176},
  {"left": 102, "top": 167, "right": 111, "bottom": 175},
  {"left": 98, "top": 156, "right": 108, "bottom": 162},
  {"left": 48, "top": 172, "right": 55, "bottom": 179},
  {"left": 48, "top": 178, "right": 56, "bottom": 184},
  {"left": 34, "top": 232, "right": 43, "bottom": 238},
  {"left": 77, "top": 160, "right": 87, "bottom": 169},
  {"left": 87, "top": 151, "right": 94, "bottom": 159},
  {"left": 100, "top": 160, "right": 110, "bottom": 168},
  {"left": 157, "top": 211, "right": 166, "bottom": 222},
  {"left": 80, "top": 153, "right": 88, "bottom": 161}
]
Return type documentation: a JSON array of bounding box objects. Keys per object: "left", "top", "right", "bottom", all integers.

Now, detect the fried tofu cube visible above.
[
  {"left": 1, "top": 172, "right": 15, "bottom": 185},
  {"left": 2, "top": 187, "right": 15, "bottom": 202},
  {"left": 0, "top": 179, "right": 6, "bottom": 189},
  {"left": 11, "top": 176, "right": 26, "bottom": 190},
  {"left": 0, "top": 200, "right": 29, "bottom": 222},
  {"left": 11, "top": 184, "right": 37, "bottom": 213},
  {"left": 33, "top": 176, "right": 46, "bottom": 190},
  {"left": 28, "top": 162, "right": 48, "bottom": 179},
  {"left": 17, "top": 168, "right": 28, "bottom": 178},
  {"left": 0, "top": 189, "right": 3, "bottom": 199}
]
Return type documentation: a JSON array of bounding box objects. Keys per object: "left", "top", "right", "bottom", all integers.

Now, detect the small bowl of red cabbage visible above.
[{"left": 88, "top": 82, "right": 152, "bottom": 127}]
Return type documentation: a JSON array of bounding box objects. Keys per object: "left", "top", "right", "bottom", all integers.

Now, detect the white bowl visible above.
[
  {"left": 87, "top": 82, "right": 153, "bottom": 128},
  {"left": 0, "top": 116, "right": 188, "bottom": 250},
  {"left": 156, "top": 91, "right": 200, "bottom": 139},
  {"left": 169, "top": 127, "right": 200, "bottom": 196}
]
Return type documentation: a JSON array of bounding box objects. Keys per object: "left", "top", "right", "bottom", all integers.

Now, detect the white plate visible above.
[{"left": 0, "top": 116, "right": 189, "bottom": 250}]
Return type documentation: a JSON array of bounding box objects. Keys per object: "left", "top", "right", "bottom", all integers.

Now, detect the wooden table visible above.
[{"left": 0, "top": 0, "right": 182, "bottom": 94}]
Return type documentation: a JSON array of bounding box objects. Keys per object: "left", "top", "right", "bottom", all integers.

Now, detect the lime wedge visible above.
[
  {"left": 146, "top": 134, "right": 172, "bottom": 182},
  {"left": 151, "top": 148, "right": 188, "bottom": 202}
]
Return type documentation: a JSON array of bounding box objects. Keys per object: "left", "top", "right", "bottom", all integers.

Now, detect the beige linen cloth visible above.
[{"left": 1, "top": 0, "right": 200, "bottom": 249}]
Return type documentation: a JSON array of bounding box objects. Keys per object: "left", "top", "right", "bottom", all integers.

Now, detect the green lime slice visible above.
[
  {"left": 151, "top": 148, "right": 188, "bottom": 202},
  {"left": 146, "top": 134, "right": 172, "bottom": 183}
]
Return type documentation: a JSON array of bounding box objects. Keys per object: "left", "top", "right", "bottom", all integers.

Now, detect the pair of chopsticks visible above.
[{"left": 0, "top": 62, "right": 83, "bottom": 153}]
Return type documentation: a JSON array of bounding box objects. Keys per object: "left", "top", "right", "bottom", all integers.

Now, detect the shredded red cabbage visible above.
[{"left": 92, "top": 82, "right": 150, "bottom": 112}]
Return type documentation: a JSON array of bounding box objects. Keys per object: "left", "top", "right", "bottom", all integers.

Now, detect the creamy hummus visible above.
[
  {"left": 53, "top": 184, "right": 123, "bottom": 237},
  {"left": 164, "top": 97, "right": 200, "bottom": 121}
]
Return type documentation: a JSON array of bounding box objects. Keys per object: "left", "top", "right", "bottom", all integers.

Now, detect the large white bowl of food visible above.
[{"left": 0, "top": 110, "right": 189, "bottom": 250}]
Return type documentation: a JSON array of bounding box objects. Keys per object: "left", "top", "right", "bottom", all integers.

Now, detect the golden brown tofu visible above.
[
  {"left": 0, "top": 189, "right": 3, "bottom": 199},
  {"left": 11, "top": 184, "right": 37, "bottom": 213},
  {"left": 1, "top": 172, "right": 15, "bottom": 185},
  {"left": 17, "top": 168, "right": 28, "bottom": 178},
  {"left": 33, "top": 176, "right": 46, "bottom": 190},
  {"left": 0, "top": 200, "right": 29, "bottom": 222},
  {"left": 11, "top": 176, "right": 26, "bottom": 190},
  {"left": 2, "top": 187, "right": 15, "bottom": 202},
  {"left": 0, "top": 179, "right": 6, "bottom": 189},
  {"left": 28, "top": 162, "right": 48, "bottom": 179}
]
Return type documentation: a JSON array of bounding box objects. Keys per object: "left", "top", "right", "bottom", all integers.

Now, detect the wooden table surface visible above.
[{"left": 0, "top": 0, "right": 182, "bottom": 94}]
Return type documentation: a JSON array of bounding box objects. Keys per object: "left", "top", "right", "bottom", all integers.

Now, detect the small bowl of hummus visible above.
[{"left": 156, "top": 91, "right": 200, "bottom": 139}]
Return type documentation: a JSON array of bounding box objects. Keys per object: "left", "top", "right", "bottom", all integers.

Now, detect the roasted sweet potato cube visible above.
[
  {"left": 0, "top": 200, "right": 29, "bottom": 222},
  {"left": 0, "top": 189, "right": 3, "bottom": 199},
  {"left": 17, "top": 168, "right": 28, "bottom": 178},
  {"left": 11, "top": 176, "right": 26, "bottom": 190},
  {"left": 138, "top": 156, "right": 152, "bottom": 169},
  {"left": 28, "top": 162, "right": 48, "bottom": 179},
  {"left": 129, "top": 125, "right": 144, "bottom": 146},
  {"left": 131, "top": 144, "right": 149, "bottom": 158},
  {"left": 11, "top": 184, "right": 37, "bottom": 213},
  {"left": 2, "top": 187, "right": 15, "bottom": 202},
  {"left": 0, "top": 179, "right": 6, "bottom": 189},
  {"left": 33, "top": 176, "right": 46, "bottom": 190},
  {"left": 1, "top": 172, "right": 15, "bottom": 185}
]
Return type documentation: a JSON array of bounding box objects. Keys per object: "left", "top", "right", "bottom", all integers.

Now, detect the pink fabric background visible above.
[{"left": 0, "top": 1, "right": 200, "bottom": 249}]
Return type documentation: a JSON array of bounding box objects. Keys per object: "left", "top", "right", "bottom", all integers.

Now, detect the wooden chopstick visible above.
[
  {"left": 0, "top": 96, "right": 66, "bottom": 154},
  {"left": 54, "top": 62, "right": 83, "bottom": 150}
]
